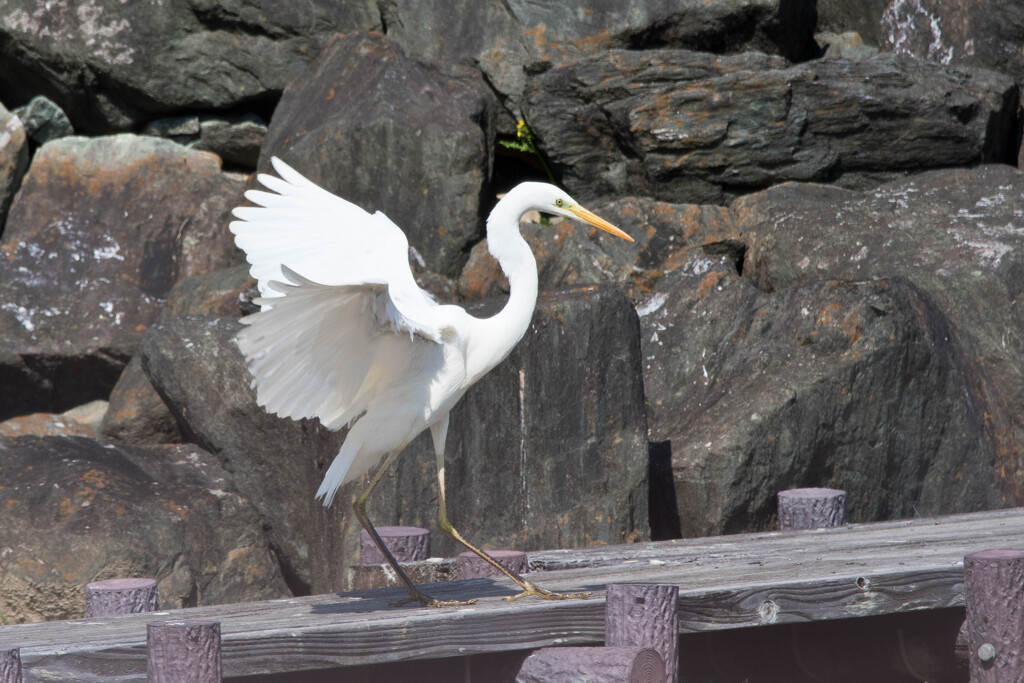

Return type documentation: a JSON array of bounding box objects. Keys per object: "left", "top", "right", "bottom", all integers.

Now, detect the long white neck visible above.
[{"left": 465, "top": 188, "right": 540, "bottom": 380}]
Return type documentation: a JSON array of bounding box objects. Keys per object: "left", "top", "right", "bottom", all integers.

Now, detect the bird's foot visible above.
[
  {"left": 391, "top": 589, "right": 477, "bottom": 608},
  {"left": 504, "top": 581, "right": 590, "bottom": 602}
]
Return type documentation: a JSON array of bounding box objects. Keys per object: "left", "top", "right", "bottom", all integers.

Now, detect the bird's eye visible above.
[{"left": 555, "top": 198, "right": 565, "bottom": 208}]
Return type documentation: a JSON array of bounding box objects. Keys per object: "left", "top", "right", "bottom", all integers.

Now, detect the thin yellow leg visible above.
[
  {"left": 353, "top": 449, "right": 474, "bottom": 608},
  {"left": 430, "top": 418, "right": 589, "bottom": 602}
]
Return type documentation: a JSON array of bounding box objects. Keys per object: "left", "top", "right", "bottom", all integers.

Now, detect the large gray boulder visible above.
[
  {"left": 0, "top": 135, "right": 245, "bottom": 420},
  {"left": 640, "top": 262, "right": 1001, "bottom": 537},
  {"left": 524, "top": 51, "right": 1018, "bottom": 205},
  {"left": 0, "top": 436, "right": 288, "bottom": 622},
  {"left": 740, "top": 165, "right": 1024, "bottom": 504},
  {"left": 259, "top": 32, "right": 495, "bottom": 276},
  {"left": 139, "top": 285, "right": 648, "bottom": 592},
  {"left": 0, "top": 102, "right": 27, "bottom": 226},
  {"left": 383, "top": 0, "right": 817, "bottom": 125},
  {"left": 0, "top": 0, "right": 379, "bottom": 132},
  {"left": 139, "top": 314, "right": 348, "bottom": 594},
  {"left": 881, "top": 0, "right": 1024, "bottom": 84}
]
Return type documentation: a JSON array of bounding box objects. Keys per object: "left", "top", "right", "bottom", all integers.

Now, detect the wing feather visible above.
[{"left": 229, "top": 158, "right": 465, "bottom": 427}]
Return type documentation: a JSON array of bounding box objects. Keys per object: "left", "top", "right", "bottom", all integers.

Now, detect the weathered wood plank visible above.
[{"left": 2, "top": 507, "right": 1023, "bottom": 681}]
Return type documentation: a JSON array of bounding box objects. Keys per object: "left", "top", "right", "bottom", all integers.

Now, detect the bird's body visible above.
[{"left": 230, "top": 157, "right": 631, "bottom": 606}]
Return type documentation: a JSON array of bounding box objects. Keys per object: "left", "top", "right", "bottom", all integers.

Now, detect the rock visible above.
[
  {"left": 139, "top": 315, "right": 347, "bottom": 594},
  {"left": 640, "top": 263, "right": 1001, "bottom": 537},
  {"left": 524, "top": 51, "right": 1018, "bottom": 205},
  {"left": 259, "top": 32, "right": 495, "bottom": 276},
  {"left": 0, "top": 1, "right": 379, "bottom": 133},
  {"left": 12, "top": 95, "right": 73, "bottom": 144},
  {"left": 382, "top": 0, "right": 818, "bottom": 127},
  {"left": 0, "top": 436, "right": 289, "bottom": 622},
  {"left": 101, "top": 267, "right": 259, "bottom": 448},
  {"left": 143, "top": 113, "right": 267, "bottom": 168},
  {"left": 0, "top": 102, "right": 27, "bottom": 226},
  {"left": 457, "top": 197, "right": 736, "bottom": 302},
  {"left": 140, "top": 285, "right": 648, "bottom": 591},
  {"left": 815, "top": 31, "right": 880, "bottom": 59},
  {"left": 881, "top": 0, "right": 1024, "bottom": 83},
  {"left": 815, "top": 0, "right": 890, "bottom": 46},
  {"left": 160, "top": 264, "right": 258, "bottom": 321},
  {"left": 0, "top": 135, "right": 245, "bottom": 420},
  {"left": 0, "top": 400, "right": 107, "bottom": 438},
  {"left": 739, "top": 165, "right": 1024, "bottom": 504},
  {"left": 100, "top": 357, "right": 182, "bottom": 446}
]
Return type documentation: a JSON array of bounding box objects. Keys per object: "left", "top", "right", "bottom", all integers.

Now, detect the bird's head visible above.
[{"left": 509, "top": 182, "right": 634, "bottom": 242}]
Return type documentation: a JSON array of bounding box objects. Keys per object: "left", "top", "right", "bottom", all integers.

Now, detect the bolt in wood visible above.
[
  {"left": 606, "top": 583, "right": 679, "bottom": 683},
  {"left": 965, "top": 549, "right": 1024, "bottom": 682},
  {"left": 516, "top": 646, "right": 665, "bottom": 683},
  {"left": 85, "top": 578, "right": 158, "bottom": 617},
  {"left": 359, "top": 526, "right": 430, "bottom": 565},
  {"left": 457, "top": 550, "right": 528, "bottom": 580},
  {"left": 0, "top": 649, "right": 21, "bottom": 683},
  {"left": 777, "top": 488, "right": 847, "bottom": 530},
  {"left": 147, "top": 620, "right": 222, "bottom": 683}
]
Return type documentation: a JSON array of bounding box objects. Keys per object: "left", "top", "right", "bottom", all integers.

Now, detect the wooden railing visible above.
[{"left": 2, "top": 505, "right": 1024, "bottom": 681}]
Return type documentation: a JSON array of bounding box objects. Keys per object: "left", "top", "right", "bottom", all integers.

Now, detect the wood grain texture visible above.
[
  {"left": 777, "top": 488, "right": 847, "bottom": 530},
  {"left": 85, "top": 578, "right": 159, "bottom": 618},
  {"left": 965, "top": 549, "right": 1024, "bottom": 682},
  {"left": 3, "top": 507, "right": 1024, "bottom": 681},
  {"left": 0, "top": 649, "right": 21, "bottom": 683},
  {"left": 147, "top": 620, "right": 222, "bottom": 683},
  {"left": 606, "top": 584, "right": 678, "bottom": 683},
  {"left": 458, "top": 550, "right": 529, "bottom": 580},
  {"left": 515, "top": 647, "right": 665, "bottom": 683},
  {"left": 359, "top": 527, "right": 430, "bottom": 565}
]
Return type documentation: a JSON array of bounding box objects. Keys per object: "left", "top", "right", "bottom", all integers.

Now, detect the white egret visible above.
[{"left": 230, "top": 157, "right": 633, "bottom": 607}]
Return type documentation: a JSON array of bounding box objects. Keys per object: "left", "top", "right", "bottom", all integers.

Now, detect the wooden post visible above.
[
  {"left": 606, "top": 583, "right": 679, "bottom": 683},
  {"left": 457, "top": 550, "right": 527, "bottom": 580},
  {"left": 147, "top": 620, "right": 222, "bottom": 683},
  {"left": 516, "top": 646, "right": 665, "bottom": 683},
  {"left": 359, "top": 526, "right": 430, "bottom": 565},
  {"left": 964, "top": 549, "right": 1024, "bottom": 681},
  {"left": 0, "top": 649, "right": 21, "bottom": 683},
  {"left": 85, "top": 578, "right": 158, "bottom": 617},
  {"left": 777, "top": 488, "right": 847, "bottom": 530}
]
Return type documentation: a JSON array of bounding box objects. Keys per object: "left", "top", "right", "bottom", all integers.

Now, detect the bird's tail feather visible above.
[{"left": 315, "top": 444, "right": 358, "bottom": 507}]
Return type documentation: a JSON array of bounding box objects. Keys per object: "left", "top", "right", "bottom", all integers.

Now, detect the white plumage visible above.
[{"left": 229, "top": 157, "right": 632, "bottom": 606}]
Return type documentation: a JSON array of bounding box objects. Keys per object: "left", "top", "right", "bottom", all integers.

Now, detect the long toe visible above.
[
  {"left": 505, "top": 582, "right": 590, "bottom": 602},
  {"left": 392, "top": 590, "right": 477, "bottom": 608}
]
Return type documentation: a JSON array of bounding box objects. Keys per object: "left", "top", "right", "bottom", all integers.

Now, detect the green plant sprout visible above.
[{"left": 500, "top": 119, "right": 556, "bottom": 184}]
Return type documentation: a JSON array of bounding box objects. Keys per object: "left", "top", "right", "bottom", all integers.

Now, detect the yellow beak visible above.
[{"left": 569, "top": 206, "right": 634, "bottom": 242}]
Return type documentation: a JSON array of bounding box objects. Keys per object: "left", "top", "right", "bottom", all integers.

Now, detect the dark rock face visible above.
[
  {"left": 640, "top": 262, "right": 1000, "bottom": 536},
  {"left": 139, "top": 315, "right": 345, "bottom": 594},
  {"left": 881, "top": 0, "right": 1024, "bottom": 84},
  {"left": 0, "top": 436, "right": 288, "bottom": 622},
  {"left": 816, "top": 0, "right": 890, "bottom": 46},
  {"left": 100, "top": 357, "right": 182, "bottom": 446},
  {"left": 259, "top": 32, "right": 495, "bottom": 276},
  {"left": 0, "top": 103, "right": 27, "bottom": 223},
  {"left": 382, "top": 0, "right": 818, "bottom": 125},
  {"left": 740, "top": 165, "right": 1024, "bottom": 504},
  {"left": 524, "top": 51, "right": 1018, "bottom": 205},
  {"left": 0, "top": 0, "right": 380, "bottom": 133},
  {"left": 0, "top": 135, "right": 245, "bottom": 419}
]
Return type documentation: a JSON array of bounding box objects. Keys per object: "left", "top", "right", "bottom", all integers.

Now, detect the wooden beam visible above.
[{"left": 1, "top": 507, "right": 1023, "bottom": 680}]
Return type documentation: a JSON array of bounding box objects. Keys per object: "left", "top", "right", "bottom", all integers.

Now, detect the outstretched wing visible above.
[{"left": 229, "top": 157, "right": 460, "bottom": 429}]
